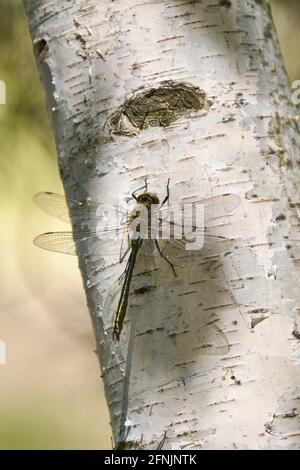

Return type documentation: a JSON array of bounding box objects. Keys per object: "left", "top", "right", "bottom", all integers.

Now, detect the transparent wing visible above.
[
  {"left": 120, "top": 229, "right": 131, "bottom": 261},
  {"left": 34, "top": 192, "right": 240, "bottom": 256},
  {"left": 34, "top": 192, "right": 71, "bottom": 224},
  {"left": 158, "top": 229, "right": 229, "bottom": 259},
  {"left": 137, "top": 239, "right": 187, "bottom": 257},
  {"left": 192, "top": 193, "right": 240, "bottom": 221},
  {"left": 139, "top": 239, "right": 157, "bottom": 257},
  {"left": 153, "top": 193, "right": 240, "bottom": 255},
  {"left": 139, "top": 239, "right": 177, "bottom": 257},
  {"left": 34, "top": 192, "right": 129, "bottom": 223},
  {"left": 34, "top": 192, "right": 240, "bottom": 230},
  {"left": 156, "top": 193, "right": 240, "bottom": 224},
  {"left": 33, "top": 228, "right": 128, "bottom": 256},
  {"left": 33, "top": 232, "right": 77, "bottom": 255}
]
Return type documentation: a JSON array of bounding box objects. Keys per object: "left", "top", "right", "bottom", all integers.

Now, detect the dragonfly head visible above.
[{"left": 136, "top": 192, "right": 160, "bottom": 209}]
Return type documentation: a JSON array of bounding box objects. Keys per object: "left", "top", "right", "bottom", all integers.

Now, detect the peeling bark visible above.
[{"left": 24, "top": 0, "right": 300, "bottom": 450}]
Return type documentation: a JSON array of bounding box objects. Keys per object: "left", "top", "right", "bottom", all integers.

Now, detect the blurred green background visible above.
[{"left": 0, "top": 0, "right": 299, "bottom": 450}]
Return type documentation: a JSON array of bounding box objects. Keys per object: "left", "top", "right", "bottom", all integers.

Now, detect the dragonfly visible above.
[{"left": 34, "top": 179, "right": 240, "bottom": 341}]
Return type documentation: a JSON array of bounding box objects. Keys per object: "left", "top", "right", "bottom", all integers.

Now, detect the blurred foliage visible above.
[
  {"left": 271, "top": 0, "right": 300, "bottom": 81},
  {"left": 0, "top": 0, "right": 299, "bottom": 451},
  {"left": 0, "top": 0, "right": 56, "bottom": 198},
  {"left": 0, "top": 0, "right": 110, "bottom": 450},
  {"left": 0, "top": 0, "right": 52, "bottom": 148},
  {"left": 0, "top": 397, "right": 106, "bottom": 450}
]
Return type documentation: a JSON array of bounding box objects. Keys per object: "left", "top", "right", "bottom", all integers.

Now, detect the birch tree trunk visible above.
[{"left": 24, "top": 0, "right": 300, "bottom": 450}]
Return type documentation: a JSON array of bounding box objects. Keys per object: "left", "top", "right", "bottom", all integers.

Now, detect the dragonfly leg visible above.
[
  {"left": 119, "top": 244, "right": 130, "bottom": 264},
  {"left": 113, "top": 320, "right": 121, "bottom": 340},
  {"left": 157, "top": 431, "right": 167, "bottom": 450},
  {"left": 117, "top": 253, "right": 131, "bottom": 282},
  {"left": 132, "top": 178, "right": 148, "bottom": 201},
  {"left": 160, "top": 178, "right": 170, "bottom": 207},
  {"left": 155, "top": 239, "right": 177, "bottom": 277}
]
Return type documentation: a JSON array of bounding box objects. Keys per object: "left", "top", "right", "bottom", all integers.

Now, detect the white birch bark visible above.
[{"left": 24, "top": 0, "right": 300, "bottom": 450}]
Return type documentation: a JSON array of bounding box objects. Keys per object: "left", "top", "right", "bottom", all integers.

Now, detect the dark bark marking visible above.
[
  {"left": 33, "top": 38, "right": 48, "bottom": 60},
  {"left": 107, "top": 81, "right": 206, "bottom": 136}
]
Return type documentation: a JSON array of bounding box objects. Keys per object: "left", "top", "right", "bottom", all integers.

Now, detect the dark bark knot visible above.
[
  {"left": 106, "top": 81, "right": 206, "bottom": 136},
  {"left": 219, "top": 0, "right": 232, "bottom": 7},
  {"left": 33, "top": 38, "right": 48, "bottom": 61}
]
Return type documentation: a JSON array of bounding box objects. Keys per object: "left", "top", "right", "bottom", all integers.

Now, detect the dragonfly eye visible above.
[{"left": 150, "top": 195, "right": 160, "bottom": 205}]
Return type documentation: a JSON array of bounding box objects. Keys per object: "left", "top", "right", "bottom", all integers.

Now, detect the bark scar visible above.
[
  {"left": 106, "top": 81, "right": 206, "bottom": 136},
  {"left": 33, "top": 38, "right": 48, "bottom": 60}
]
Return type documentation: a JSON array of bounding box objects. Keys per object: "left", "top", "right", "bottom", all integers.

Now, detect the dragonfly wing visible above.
[
  {"left": 139, "top": 239, "right": 181, "bottom": 257},
  {"left": 159, "top": 238, "right": 186, "bottom": 257},
  {"left": 198, "top": 194, "right": 241, "bottom": 222},
  {"left": 34, "top": 192, "right": 129, "bottom": 223},
  {"left": 119, "top": 220, "right": 131, "bottom": 261},
  {"left": 33, "top": 232, "right": 76, "bottom": 255},
  {"left": 158, "top": 222, "right": 209, "bottom": 248},
  {"left": 34, "top": 192, "right": 71, "bottom": 224},
  {"left": 139, "top": 239, "right": 158, "bottom": 257},
  {"left": 34, "top": 228, "right": 128, "bottom": 256},
  {"left": 155, "top": 193, "right": 240, "bottom": 254},
  {"left": 155, "top": 193, "right": 240, "bottom": 226}
]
